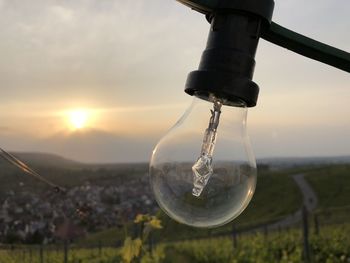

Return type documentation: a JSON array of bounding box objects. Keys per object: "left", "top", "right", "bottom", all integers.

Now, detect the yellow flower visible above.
[
  {"left": 121, "top": 237, "right": 143, "bottom": 263},
  {"left": 134, "top": 214, "right": 150, "bottom": 223},
  {"left": 147, "top": 217, "right": 163, "bottom": 229}
]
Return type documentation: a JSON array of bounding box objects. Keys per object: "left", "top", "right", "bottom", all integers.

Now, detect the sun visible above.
[{"left": 68, "top": 109, "right": 89, "bottom": 130}]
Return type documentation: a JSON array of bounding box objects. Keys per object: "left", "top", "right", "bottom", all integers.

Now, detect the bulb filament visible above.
[{"left": 192, "top": 99, "right": 222, "bottom": 197}]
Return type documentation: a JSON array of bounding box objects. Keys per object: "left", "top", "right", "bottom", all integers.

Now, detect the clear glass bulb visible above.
[{"left": 150, "top": 96, "right": 257, "bottom": 228}]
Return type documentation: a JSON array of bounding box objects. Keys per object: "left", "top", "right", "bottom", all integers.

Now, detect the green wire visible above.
[
  {"left": 261, "top": 22, "right": 350, "bottom": 73},
  {"left": 177, "top": 0, "right": 350, "bottom": 73},
  {"left": 177, "top": 0, "right": 217, "bottom": 13}
]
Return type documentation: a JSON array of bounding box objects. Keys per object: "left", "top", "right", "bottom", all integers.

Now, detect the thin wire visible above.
[
  {"left": 0, "top": 148, "right": 93, "bottom": 220},
  {"left": 0, "top": 148, "right": 65, "bottom": 193}
]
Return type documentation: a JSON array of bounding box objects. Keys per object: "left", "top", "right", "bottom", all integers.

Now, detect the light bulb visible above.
[{"left": 150, "top": 96, "right": 257, "bottom": 228}]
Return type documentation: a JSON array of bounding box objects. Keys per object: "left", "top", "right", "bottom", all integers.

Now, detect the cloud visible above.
[
  {"left": 50, "top": 5, "right": 74, "bottom": 22},
  {"left": 0, "top": 0, "right": 203, "bottom": 106},
  {"left": 0, "top": 0, "right": 349, "bottom": 161},
  {"left": 36, "top": 129, "right": 158, "bottom": 163},
  {"left": 0, "top": 128, "right": 157, "bottom": 163},
  {"left": 0, "top": 126, "right": 10, "bottom": 133}
]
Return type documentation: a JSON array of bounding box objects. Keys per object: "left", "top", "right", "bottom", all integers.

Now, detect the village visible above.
[{"left": 0, "top": 174, "right": 157, "bottom": 244}]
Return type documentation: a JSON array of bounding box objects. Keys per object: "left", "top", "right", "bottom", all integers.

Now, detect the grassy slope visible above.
[
  {"left": 3, "top": 152, "right": 349, "bottom": 244},
  {"left": 305, "top": 165, "right": 350, "bottom": 209},
  {"left": 157, "top": 170, "right": 303, "bottom": 241},
  {"left": 236, "top": 170, "right": 302, "bottom": 224},
  {"left": 57, "top": 164, "right": 350, "bottom": 244},
  {"left": 162, "top": 223, "right": 350, "bottom": 263},
  {"left": 81, "top": 170, "right": 304, "bottom": 244},
  {"left": 0, "top": 156, "right": 148, "bottom": 196},
  {"left": 3, "top": 153, "right": 350, "bottom": 247},
  {"left": 77, "top": 227, "right": 125, "bottom": 246},
  {"left": 305, "top": 165, "right": 350, "bottom": 224}
]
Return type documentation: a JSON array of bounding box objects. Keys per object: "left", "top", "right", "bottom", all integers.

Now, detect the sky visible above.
[{"left": 0, "top": 0, "right": 349, "bottom": 163}]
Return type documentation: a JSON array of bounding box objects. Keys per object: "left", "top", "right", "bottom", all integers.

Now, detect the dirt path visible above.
[
  {"left": 251, "top": 174, "right": 318, "bottom": 232},
  {"left": 292, "top": 173, "right": 318, "bottom": 212}
]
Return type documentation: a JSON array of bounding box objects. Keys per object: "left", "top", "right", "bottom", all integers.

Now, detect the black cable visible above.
[{"left": 261, "top": 22, "right": 350, "bottom": 73}]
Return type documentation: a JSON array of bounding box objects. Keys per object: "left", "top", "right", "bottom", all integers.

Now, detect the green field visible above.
[
  {"left": 1, "top": 223, "right": 349, "bottom": 263},
  {"left": 163, "top": 223, "right": 350, "bottom": 263},
  {"left": 305, "top": 165, "right": 350, "bottom": 209},
  {"left": 0, "top": 154, "right": 148, "bottom": 196},
  {"left": 77, "top": 169, "right": 304, "bottom": 245},
  {"left": 0, "top": 246, "right": 121, "bottom": 263},
  {"left": 2, "top": 153, "right": 350, "bottom": 262},
  {"left": 78, "top": 164, "right": 350, "bottom": 247},
  {"left": 155, "top": 170, "right": 303, "bottom": 242}
]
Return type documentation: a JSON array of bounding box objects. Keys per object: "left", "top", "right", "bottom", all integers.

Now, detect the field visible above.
[
  {"left": 78, "top": 169, "right": 304, "bottom": 245},
  {"left": 0, "top": 246, "right": 121, "bottom": 263},
  {"left": 1, "top": 153, "right": 350, "bottom": 262},
  {"left": 0, "top": 154, "right": 148, "bottom": 195},
  {"left": 163, "top": 223, "right": 350, "bottom": 263},
  {"left": 1, "top": 223, "right": 349, "bottom": 263},
  {"left": 305, "top": 165, "right": 350, "bottom": 209}
]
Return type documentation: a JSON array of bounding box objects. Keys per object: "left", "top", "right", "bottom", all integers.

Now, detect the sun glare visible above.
[{"left": 68, "top": 110, "right": 89, "bottom": 130}]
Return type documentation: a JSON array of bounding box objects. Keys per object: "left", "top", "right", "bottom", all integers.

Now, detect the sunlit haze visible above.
[
  {"left": 68, "top": 109, "right": 89, "bottom": 130},
  {"left": 0, "top": 0, "right": 349, "bottom": 163}
]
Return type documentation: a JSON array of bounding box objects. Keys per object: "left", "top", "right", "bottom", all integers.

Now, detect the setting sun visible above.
[{"left": 68, "top": 110, "right": 89, "bottom": 130}]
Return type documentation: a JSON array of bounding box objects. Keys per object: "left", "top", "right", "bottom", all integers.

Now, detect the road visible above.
[
  {"left": 181, "top": 173, "right": 319, "bottom": 240},
  {"left": 293, "top": 174, "right": 318, "bottom": 212},
  {"left": 250, "top": 173, "right": 318, "bottom": 233}
]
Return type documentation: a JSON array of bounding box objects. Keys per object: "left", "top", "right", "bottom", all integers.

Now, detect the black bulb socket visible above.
[{"left": 184, "top": 0, "right": 274, "bottom": 107}]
